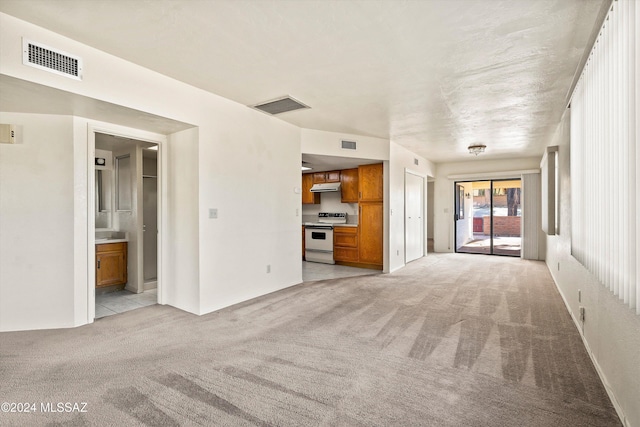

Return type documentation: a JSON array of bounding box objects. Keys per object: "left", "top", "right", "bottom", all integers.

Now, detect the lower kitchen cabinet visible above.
[
  {"left": 334, "top": 226, "right": 359, "bottom": 263},
  {"left": 359, "top": 202, "right": 383, "bottom": 267},
  {"left": 96, "top": 242, "right": 128, "bottom": 288}
]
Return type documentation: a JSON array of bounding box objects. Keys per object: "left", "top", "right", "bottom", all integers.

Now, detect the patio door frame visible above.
[{"left": 454, "top": 178, "right": 521, "bottom": 257}]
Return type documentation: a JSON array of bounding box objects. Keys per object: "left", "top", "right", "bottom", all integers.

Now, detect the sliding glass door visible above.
[{"left": 455, "top": 179, "right": 521, "bottom": 257}]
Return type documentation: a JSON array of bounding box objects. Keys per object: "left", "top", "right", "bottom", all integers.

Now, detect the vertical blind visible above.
[
  {"left": 522, "top": 173, "right": 542, "bottom": 260},
  {"left": 571, "top": 0, "right": 639, "bottom": 314}
]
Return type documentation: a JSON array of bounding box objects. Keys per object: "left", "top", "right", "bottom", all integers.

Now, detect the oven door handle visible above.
[
  {"left": 305, "top": 225, "right": 333, "bottom": 230},
  {"left": 305, "top": 249, "right": 334, "bottom": 254}
]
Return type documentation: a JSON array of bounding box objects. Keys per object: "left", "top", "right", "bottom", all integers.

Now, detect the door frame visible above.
[
  {"left": 404, "top": 169, "right": 426, "bottom": 263},
  {"left": 87, "top": 122, "right": 166, "bottom": 322},
  {"left": 453, "top": 178, "right": 522, "bottom": 257}
]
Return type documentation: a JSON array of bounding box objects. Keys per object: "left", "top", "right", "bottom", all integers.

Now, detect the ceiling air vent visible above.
[
  {"left": 251, "top": 96, "right": 309, "bottom": 115},
  {"left": 22, "top": 39, "right": 83, "bottom": 80},
  {"left": 341, "top": 140, "right": 357, "bottom": 150}
]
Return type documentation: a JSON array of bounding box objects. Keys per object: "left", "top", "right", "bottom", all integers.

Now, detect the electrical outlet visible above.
[
  {"left": 296, "top": 208, "right": 299, "bottom": 217},
  {"left": 209, "top": 208, "right": 218, "bottom": 219},
  {"left": 266, "top": 264, "right": 271, "bottom": 273}
]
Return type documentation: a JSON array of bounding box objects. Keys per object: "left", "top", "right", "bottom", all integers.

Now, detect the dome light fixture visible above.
[{"left": 468, "top": 144, "right": 487, "bottom": 156}]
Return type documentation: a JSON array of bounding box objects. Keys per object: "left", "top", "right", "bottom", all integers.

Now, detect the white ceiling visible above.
[{"left": 0, "top": 0, "right": 606, "bottom": 163}]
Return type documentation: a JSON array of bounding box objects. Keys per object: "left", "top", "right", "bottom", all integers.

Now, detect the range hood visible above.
[{"left": 310, "top": 182, "right": 341, "bottom": 193}]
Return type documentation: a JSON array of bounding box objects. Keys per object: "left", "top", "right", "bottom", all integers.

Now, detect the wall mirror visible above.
[{"left": 95, "top": 169, "right": 113, "bottom": 229}]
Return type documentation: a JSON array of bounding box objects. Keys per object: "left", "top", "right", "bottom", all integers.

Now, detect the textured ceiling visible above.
[{"left": 0, "top": 0, "right": 606, "bottom": 162}]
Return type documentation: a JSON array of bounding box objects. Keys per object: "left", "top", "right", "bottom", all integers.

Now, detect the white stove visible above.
[{"left": 304, "top": 212, "right": 347, "bottom": 264}]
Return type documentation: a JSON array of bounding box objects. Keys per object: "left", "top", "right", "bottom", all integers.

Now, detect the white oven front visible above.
[{"left": 305, "top": 225, "right": 334, "bottom": 264}]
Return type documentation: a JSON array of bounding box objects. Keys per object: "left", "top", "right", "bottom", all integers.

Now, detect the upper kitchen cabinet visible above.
[
  {"left": 340, "top": 168, "right": 359, "bottom": 203},
  {"left": 313, "top": 171, "right": 340, "bottom": 183},
  {"left": 302, "top": 173, "right": 320, "bottom": 204},
  {"left": 359, "top": 163, "right": 383, "bottom": 202}
]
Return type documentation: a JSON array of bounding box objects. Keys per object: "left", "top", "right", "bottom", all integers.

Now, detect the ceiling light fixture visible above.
[{"left": 468, "top": 144, "right": 487, "bottom": 156}]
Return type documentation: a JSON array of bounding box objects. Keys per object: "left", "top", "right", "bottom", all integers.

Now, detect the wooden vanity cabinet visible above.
[{"left": 96, "top": 242, "right": 127, "bottom": 288}]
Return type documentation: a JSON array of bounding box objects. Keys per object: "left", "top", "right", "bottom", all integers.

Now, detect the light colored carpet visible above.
[{"left": 0, "top": 254, "right": 620, "bottom": 426}]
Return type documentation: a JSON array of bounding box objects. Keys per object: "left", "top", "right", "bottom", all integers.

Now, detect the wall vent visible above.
[
  {"left": 22, "top": 39, "right": 83, "bottom": 80},
  {"left": 341, "top": 140, "right": 357, "bottom": 150},
  {"left": 251, "top": 96, "right": 309, "bottom": 115}
]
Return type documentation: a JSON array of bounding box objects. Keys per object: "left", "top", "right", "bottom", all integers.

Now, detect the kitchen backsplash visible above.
[{"left": 302, "top": 191, "right": 359, "bottom": 223}]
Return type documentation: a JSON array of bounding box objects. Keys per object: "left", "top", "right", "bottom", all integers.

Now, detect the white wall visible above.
[
  {"left": 433, "top": 157, "right": 540, "bottom": 253},
  {"left": 197, "top": 114, "right": 301, "bottom": 314},
  {"left": 301, "top": 128, "right": 389, "bottom": 160},
  {"left": 545, "top": 110, "right": 640, "bottom": 427},
  {"left": 0, "top": 13, "right": 302, "bottom": 327},
  {"left": 388, "top": 142, "right": 435, "bottom": 272},
  {"left": 165, "top": 128, "right": 200, "bottom": 314},
  {"left": 0, "top": 113, "right": 76, "bottom": 331}
]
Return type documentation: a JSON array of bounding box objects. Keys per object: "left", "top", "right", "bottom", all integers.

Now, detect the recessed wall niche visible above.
[{"left": 541, "top": 146, "right": 559, "bottom": 235}]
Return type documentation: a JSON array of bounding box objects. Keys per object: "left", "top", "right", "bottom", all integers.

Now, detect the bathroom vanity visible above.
[{"left": 96, "top": 241, "right": 128, "bottom": 288}]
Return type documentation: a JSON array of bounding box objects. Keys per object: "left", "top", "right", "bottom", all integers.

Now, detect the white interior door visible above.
[{"left": 405, "top": 172, "right": 424, "bottom": 263}]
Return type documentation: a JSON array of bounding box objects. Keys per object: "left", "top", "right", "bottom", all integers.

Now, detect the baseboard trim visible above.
[{"left": 546, "top": 263, "right": 628, "bottom": 427}]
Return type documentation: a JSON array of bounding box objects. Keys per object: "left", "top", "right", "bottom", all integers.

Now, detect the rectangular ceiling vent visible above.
[
  {"left": 22, "top": 39, "right": 83, "bottom": 80},
  {"left": 251, "top": 96, "right": 309, "bottom": 115},
  {"left": 341, "top": 140, "right": 357, "bottom": 150}
]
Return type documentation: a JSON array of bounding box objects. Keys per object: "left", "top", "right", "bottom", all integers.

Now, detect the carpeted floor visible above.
[{"left": 0, "top": 253, "right": 620, "bottom": 426}]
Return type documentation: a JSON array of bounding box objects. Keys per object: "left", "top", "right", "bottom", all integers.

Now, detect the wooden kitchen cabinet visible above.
[
  {"left": 359, "top": 202, "right": 383, "bottom": 267},
  {"left": 358, "top": 163, "right": 383, "bottom": 202},
  {"left": 334, "top": 226, "right": 359, "bottom": 263},
  {"left": 340, "top": 168, "right": 359, "bottom": 203},
  {"left": 96, "top": 242, "right": 127, "bottom": 288},
  {"left": 302, "top": 173, "right": 320, "bottom": 204},
  {"left": 313, "top": 170, "right": 340, "bottom": 183}
]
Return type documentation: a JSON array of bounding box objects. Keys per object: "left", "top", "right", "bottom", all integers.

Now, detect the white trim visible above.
[
  {"left": 87, "top": 121, "right": 166, "bottom": 323},
  {"left": 447, "top": 169, "right": 540, "bottom": 180}
]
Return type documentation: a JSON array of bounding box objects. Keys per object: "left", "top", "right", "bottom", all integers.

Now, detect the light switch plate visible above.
[
  {"left": 0, "top": 124, "right": 16, "bottom": 144},
  {"left": 209, "top": 208, "right": 218, "bottom": 219}
]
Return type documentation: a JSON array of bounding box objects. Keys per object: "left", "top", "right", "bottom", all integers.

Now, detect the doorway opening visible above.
[
  {"left": 93, "top": 132, "right": 161, "bottom": 319},
  {"left": 454, "top": 179, "right": 521, "bottom": 257}
]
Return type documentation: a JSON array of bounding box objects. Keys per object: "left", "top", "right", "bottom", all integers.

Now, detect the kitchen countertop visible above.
[{"left": 333, "top": 224, "right": 358, "bottom": 227}]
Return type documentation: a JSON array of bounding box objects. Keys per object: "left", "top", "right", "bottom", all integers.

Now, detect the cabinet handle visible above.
[
  {"left": 359, "top": 191, "right": 362, "bottom": 199},
  {"left": 97, "top": 260, "right": 101, "bottom": 269}
]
